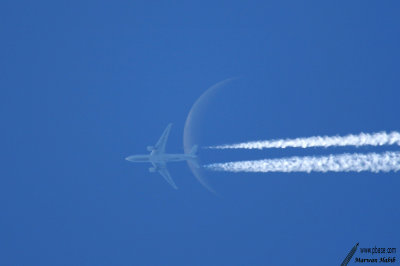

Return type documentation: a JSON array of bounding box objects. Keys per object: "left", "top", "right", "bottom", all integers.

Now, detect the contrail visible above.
[
  {"left": 205, "top": 151, "right": 400, "bottom": 173},
  {"left": 207, "top": 131, "right": 400, "bottom": 150}
]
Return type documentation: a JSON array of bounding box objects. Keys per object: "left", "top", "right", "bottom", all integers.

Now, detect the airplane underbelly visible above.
[{"left": 164, "top": 155, "right": 186, "bottom": 162}]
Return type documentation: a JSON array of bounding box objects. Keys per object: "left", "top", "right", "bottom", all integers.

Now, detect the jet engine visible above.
[
  {"left": 149, "top": 167, "right": 157, "bottom": 173},
  {"left": 147, "top": 146, "right": 154, "bottom": 152}
]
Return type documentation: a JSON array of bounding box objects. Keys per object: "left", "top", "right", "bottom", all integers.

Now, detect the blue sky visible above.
[{"left": 1, "top": 1, "right": 399, "bottom": 265}]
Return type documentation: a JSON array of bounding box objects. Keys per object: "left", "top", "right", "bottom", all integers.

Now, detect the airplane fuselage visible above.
[{"left": 126, "top": 153, "right": 196, "bottom": 164}]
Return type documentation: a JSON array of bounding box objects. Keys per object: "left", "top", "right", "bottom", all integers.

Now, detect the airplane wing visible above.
[
  {"left": 152, "top": 123, "right": 172, "bottom": 155},
  {"left": 153, "top": 162, "right": 178, "bottom": 189}
]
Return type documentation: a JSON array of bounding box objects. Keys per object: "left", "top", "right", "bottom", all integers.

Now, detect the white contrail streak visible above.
[
  {"left": 205, "top": 151, "right": 400, "bottom": 173},
  {"left": 207, "top": 131, "right": 400, "bottom": 150}
]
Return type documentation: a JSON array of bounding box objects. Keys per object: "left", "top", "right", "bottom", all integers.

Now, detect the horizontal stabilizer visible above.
[
  {"left": 190, "top": 145, "right": 198, "bottom": 155},
  {"left": 190, "top": 158, "right": 200, "bottom": 168}
]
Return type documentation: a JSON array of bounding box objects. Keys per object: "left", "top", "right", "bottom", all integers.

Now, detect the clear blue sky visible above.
[{"left": 1, "top": 1, "right": 399, "bottom": 265}]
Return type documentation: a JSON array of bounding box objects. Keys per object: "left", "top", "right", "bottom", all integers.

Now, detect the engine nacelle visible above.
[
  {"left": 147, "top": 146, "right": 154, "bottom": 152},
  {"left": 149, "top": 167, "right": 157, "bottom": 173}
]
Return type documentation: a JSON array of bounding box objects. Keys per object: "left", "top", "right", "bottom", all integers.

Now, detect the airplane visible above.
[{"left": 125, "top": 123, "right": 199, "bottom": 189}]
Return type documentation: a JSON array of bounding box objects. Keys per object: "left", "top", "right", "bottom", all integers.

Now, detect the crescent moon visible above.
[{"left": 183, "top": 78, "right": 237, "bottom": 193}]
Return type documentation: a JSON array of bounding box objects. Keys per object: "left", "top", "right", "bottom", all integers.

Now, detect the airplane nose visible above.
[{"left": 125, "top": 156, "right": 131, "bottom": 161}]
